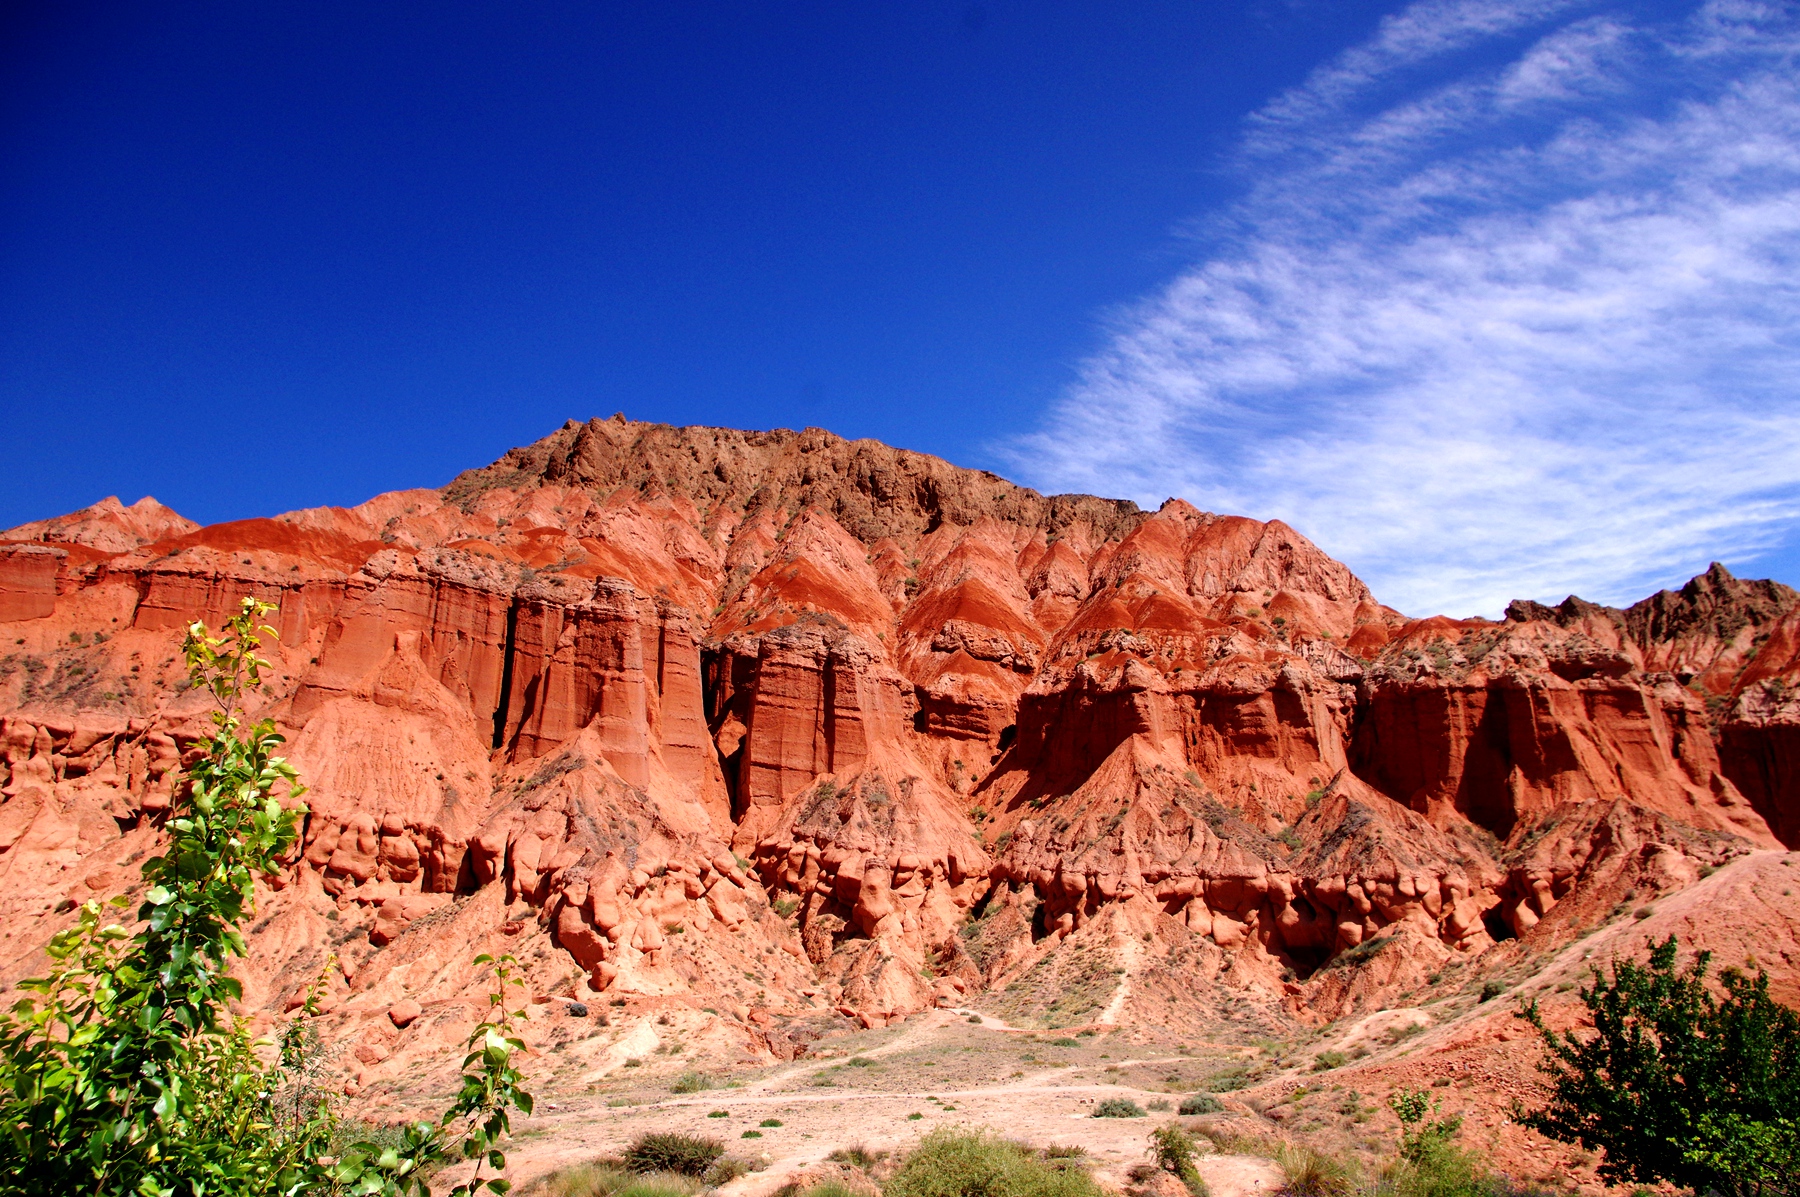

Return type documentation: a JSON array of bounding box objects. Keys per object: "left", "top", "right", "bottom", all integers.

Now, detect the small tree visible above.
[
  {"left": 331, "top": 952, "right": 535, "bottom": 1197},
  {"left": 1519, "top": 934, "right": 1800, "bottom": 1196},
  {"left": 1388, "top": 1089, "right": 1462, "bottom": 1165},
  {"left": 0, "top": 597, "right": 533, "bottom": 1196},
  {"left": 0, "top": 597, "right": 324, "bottom": 1194}
]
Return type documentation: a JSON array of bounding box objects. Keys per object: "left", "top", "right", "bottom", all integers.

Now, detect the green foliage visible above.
[
  {"left": 323, "top": 951, "right": 537, "bottom": 1196},
  {"left": 1389, "top": 1090, "right": 1464, "bottom": 1166},
  {"left": 516, "top": 1161, "right": 633, "bottom": 1197},
  {"left": 1148, "top": 1124, "right": 1209, "bottom": 1197},
  {"left": 517, "top": 1166, "right": 698, "bottom": 1197},
  {"left": 1312, "top": 1050, "right": 1348, "bottom": 1072},
  {"left": 700, "top": 1158, "right": 747, "bottom": 1187},
  {"left": 1274, "top": 1143, "right": 1355, "bottom": 1197},
  {"left": 1372, "top": 1094, "right": 1534, "bottom": 1197},
  {"left": 610, "top": 1179, "right": 701, "bottom": 1197},
  {"left": 669, "top": 1071, "right": 716, "bottom": 1094},
  {"left": 825, "top": 1145, "right": 882, "bottom": 1169},
  {"left": 0, "top": 598, "right": 325, "bottom": 1195},
  {"left": 1324, "top": 936, "right": 1392, "bottom": 971},
  {"left": 1200, "top": 1065, "right": 1250, "bottom": 1093},
  {"left": 1682, "top": 1112, "right": 1800, "bottom": 1194},
  {"left": 621, "top": 1133, "right": 724, "bottom": 1177},
  {"left": 1518, "top": 934, "right": 1800, "bottom": 1195},
  {"left": 884, "top": 1129, "right": 1101, "bottom": 1197},
  {"left": 1092, "top": 1098, "right": 1146, "bottom": 1118},
  {"left": 1179, "top": 1094, "right": 1222, "bottom": 1115},
  {"left": 0, "top": 598, "right": 536, "bottom": 1197}
]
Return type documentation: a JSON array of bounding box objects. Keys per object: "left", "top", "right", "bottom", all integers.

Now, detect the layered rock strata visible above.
[{"left": 1, "top": 415, "right": 1796, "bottom": 1066}]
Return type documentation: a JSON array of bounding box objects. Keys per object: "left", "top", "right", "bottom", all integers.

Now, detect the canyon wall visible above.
[{"left": 2, "top": 414, "right": 1796, "bottom": 1073}]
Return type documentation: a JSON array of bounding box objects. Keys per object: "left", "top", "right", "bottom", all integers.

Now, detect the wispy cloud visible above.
[{"left": 1012, "top": 0, "right": 1800, "bottom": 616}]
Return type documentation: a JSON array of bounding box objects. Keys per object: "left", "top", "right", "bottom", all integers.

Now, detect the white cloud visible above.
[{"left": 1012, "top": 0, "right": 1800, "bottom": 617}]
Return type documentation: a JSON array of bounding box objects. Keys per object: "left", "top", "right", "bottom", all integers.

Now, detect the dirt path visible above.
[
  {"left": 511, "top": 1010, "right": 1284, "bottom": 1197},
  {"left": 1097, "top": 933, "right": 1141, "bottom": 1026}
]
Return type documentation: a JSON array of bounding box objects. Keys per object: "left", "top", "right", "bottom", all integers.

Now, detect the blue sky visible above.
[{"left": 3, "top": 1, "right": 1796, "bottom": 615}]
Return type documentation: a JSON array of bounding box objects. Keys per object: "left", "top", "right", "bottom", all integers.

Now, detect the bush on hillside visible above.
[
  {"left": 1519, "top": 935, "right": 1800, "bottom": 1195},
  {"left": 1148, "top": 1124, "right": 1210, "bottom": 1197},
  {"left": 622, "top": 1133, "right": 725, "bottom": 1177},
  {"left": 1179, "top": 1094, "right": 1223, "bottom": 1115},
  {"left": 1093, "top": 1098, "right": 1147, "bottom": 1118},
  {"left": 884, "top": 1129, "right": 1101, "bottom": 1197},
  {"left": 1274, "top": 1143, "right": 1356, "bottom": 1197}
]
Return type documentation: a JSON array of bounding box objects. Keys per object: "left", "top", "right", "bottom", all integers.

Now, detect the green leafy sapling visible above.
[
  {"left": 331, "top": 953, "right": 535, "bottom": 1196},
  {"left": 0, "top": 597, "right": 317, "bottom": 1195},
  {"left": 1388, "top": 1088, "right": 1463, "bottom": 1165}
]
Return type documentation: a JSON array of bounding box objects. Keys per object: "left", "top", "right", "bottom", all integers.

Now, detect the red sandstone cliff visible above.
[{"left": 2, "top": 415, "right": 1796, "bottom": 1089}]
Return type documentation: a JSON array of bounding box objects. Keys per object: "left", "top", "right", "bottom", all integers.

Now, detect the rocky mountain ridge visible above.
[{"left": 1, "top": 415, "right": 1796, "bottom": 1104}]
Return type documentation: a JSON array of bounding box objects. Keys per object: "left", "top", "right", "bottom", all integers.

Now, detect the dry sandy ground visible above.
[
  {"left": 427, "top": 852, "right": 1800, "bottom": 1196},
  {"left": 499, "top": 1006, "right": 1282, "bottom": 1197}
]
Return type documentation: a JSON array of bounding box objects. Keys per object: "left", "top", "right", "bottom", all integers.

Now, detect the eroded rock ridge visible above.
[{"left": 2, "top": 416, "right": 1796, "bottom": 1079}]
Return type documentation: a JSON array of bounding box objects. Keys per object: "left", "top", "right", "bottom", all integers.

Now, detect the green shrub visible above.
[
  {"left": 826, "top": 1145, "right": 884, "bottom": 1168},
  {"left": 0, "top": 599, "right": 534, "bottom": 1197},
  {"left": 1149, "top": 1124, "right": 1210, "bottom": 1197},
  {"left": 760, "top": 1118, "right": 784, "bottom": 1127},
  {"left": 1274, "top": 1143, "right": 1355, "bottom": 1196},
  {"left": 1324, "top": 935, "right": 1393, "bottom": 971},
  {"left": 1202, "top": 1066, "right": 1250, "bottom": 1092},
  {"left": 622, "top": 1132, "right": 725, "bottom": 1176},
  {"left": 517, "top": 1161, "right": 633, "bottom": 1197},
  {"left": 614, "top": 1177, "right": 704, "bottom": 1197},
  {"left": 1478, "top": 981, "right": 1504, "bottom": 1002},
  {"left": 670, "top": 1070, "right": 717, "bottom": 1094},
  {"left": 707, "top": 1109, "right": 730, "bottom": 1119},
  {"left": 1179, "top": 1094, "right": 1223, "bottom": 1115},
  {"left": 702, "top": 1158, "right": 748, "bottom": 1186},
  {"left": 518, "top": 1161, "right": 688, "bottom": 1197},
  {"left": 1376, "top": 1142, "right": 1487, "bottom": 1197},
  {"left": 1093, "top": 1098, "right": 1147, "bottom": 1118},
  {"left": 1312, "top": 1050, "right": 1348, "bottom": 1072},
  {"left": 1520, "top": 935, "right": 1800, "bottom": 1193},
  {"left": 742, "top": 1130, "right": 762, "bottom": 1139},
  {"left": 885, "top": 1129, "right": 1101, "bottom": 1197},
  {"left": 1047, "top": 1037, "right": 1081, "bottom": 1048}
]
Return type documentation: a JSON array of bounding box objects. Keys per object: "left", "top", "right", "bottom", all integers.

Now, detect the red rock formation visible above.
[
  {"left": 2, "top": 495, "right": 198, "bottom": 553},
  {"left": 1, "top": 417, "right": 1796, "bottom": 1078}
]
